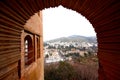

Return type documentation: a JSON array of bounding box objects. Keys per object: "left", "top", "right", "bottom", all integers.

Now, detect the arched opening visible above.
[
  {"left": 43, "top": 6, "right": 98, "bottom": 80},
  {"left": 24, "top": 35, "right": 34, "bottom": 66},
  {"left": 0, "top": 0, "right": 120, "bottom": 80}
]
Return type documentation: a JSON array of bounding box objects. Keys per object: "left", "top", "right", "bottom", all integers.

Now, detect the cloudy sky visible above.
[{"left": 43, "top": 6, "right": 96, "bottom": 41}]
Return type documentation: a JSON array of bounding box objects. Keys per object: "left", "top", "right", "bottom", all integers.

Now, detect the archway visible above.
[
  {"left": 0, "top": 0, "right": 120, "bottom": 80},
  {"left": 24, "top": 35, "right": 34, "bottom": 66}
]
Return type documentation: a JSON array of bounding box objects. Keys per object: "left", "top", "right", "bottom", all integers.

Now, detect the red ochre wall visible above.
[
  {"left": 0, "top": 0, "right": 120, "bottom": 80},
  {"left": 20, "top": 12, "right": 44, "bottom": 80}
]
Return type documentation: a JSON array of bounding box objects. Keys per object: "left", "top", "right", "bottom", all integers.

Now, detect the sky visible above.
[{"left": 43, "top": 6, "right": 96, "bottom": 41}]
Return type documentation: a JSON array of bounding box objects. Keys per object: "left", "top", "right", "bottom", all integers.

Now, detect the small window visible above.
[
  {"left": 24, "top": 35, "right": 34, "bottom": 66},
  {"left": 37, "top": 37, "right": 40, "bottom": 58}
]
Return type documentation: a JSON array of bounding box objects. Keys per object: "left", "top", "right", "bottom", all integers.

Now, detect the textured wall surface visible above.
[
  {"left": 0, "top": 0, "right": 120, "bottom": 80},
  {"left": 20, "top": 12, "right": 43, "bottom": 80}
]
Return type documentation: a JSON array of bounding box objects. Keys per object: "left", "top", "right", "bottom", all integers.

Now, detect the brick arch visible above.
[{"left": 0, "top": 0, "right": 120, "bottom": 80}]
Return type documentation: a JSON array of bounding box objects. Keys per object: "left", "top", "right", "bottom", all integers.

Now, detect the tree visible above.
[{"left": 45, "top": 54, "right": 49, "bottom": 58}]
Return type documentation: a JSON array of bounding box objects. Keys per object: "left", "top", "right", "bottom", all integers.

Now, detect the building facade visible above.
[
  {"left": 0, "top": 9, "right": 44, "bottom": 80},
  {"left": 20, "top": 12, "right": 44, "bottom": 80}
]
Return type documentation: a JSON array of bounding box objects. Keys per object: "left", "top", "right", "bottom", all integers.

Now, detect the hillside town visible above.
[{"left": 44, "top": 36, "right": 98, "bottom": 63}]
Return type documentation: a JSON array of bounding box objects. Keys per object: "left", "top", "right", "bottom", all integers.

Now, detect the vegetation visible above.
[
  {"left": 65, "top": 52, "right": 80, "bottom": 57},
  {"left": 44, "top": 55, "right": 98, "bottom": 80}
]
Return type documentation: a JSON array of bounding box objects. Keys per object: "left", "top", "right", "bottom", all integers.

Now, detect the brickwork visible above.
[{"left": 0, "top": 0, "right": 120, "bottom": 80}]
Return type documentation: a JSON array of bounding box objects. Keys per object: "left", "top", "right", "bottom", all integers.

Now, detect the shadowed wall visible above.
[{"left": 0, "top": 0, "right": 120, "bottom": 80}]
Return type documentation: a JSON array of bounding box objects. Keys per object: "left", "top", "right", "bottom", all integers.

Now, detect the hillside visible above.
[{"left": 45, "top": 35, "right": 97, "bottom": 43}]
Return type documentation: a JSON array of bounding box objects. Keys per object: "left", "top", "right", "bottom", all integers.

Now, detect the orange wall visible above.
[
  {"left": 24, "top": 11, "right": 43, "bottom": 35},
  {"left": 20, "top": 11, "right": 44, "bottom": 80}
]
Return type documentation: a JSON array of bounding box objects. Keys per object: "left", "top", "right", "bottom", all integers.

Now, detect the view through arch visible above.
[
  {"left": 43, "top": 6, "right": 98, "bottom": 80},
  {"left": 0, "top": 0, "right": 120, "bottom": 80}
]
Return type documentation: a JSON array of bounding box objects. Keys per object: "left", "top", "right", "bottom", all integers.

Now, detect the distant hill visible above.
[{"left": 45, "top": 35, "right": 97, "bottom": 43}]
